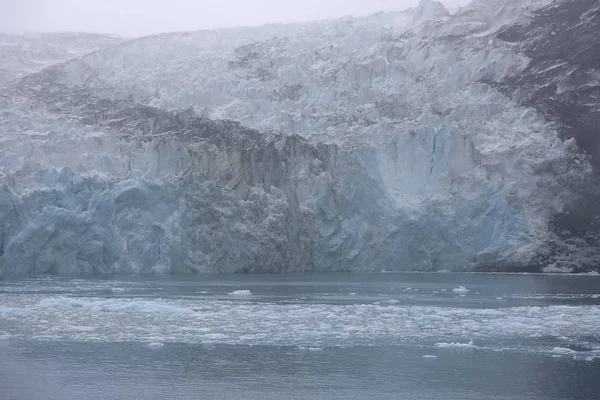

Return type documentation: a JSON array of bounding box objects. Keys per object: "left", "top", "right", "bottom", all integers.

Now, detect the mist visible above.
[{"left": 1, "top": 0, "right": 472, "bottom": 37}]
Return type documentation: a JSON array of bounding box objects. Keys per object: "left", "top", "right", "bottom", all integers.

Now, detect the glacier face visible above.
[
  {"left": 0, "top": 0, "right": 597, "bottom": 274},
  {"left": 0, "top": 32, "right": 124, "bottom": 90}
]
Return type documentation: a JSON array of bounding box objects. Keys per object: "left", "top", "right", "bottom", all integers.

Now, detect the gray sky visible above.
[{"left": 1, "top": 0, "right": 472, "bottom": 37}]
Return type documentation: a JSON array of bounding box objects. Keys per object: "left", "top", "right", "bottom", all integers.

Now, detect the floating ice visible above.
[
  {"left": 422, "top": 355, "right": 438, "bottom": 359},
  {"left": 542, "top": 265, "right": 574, "bottom": 274},
  {"left": 39, "top": 297, "right": 192, "bottom": 314},
  {"left": 228, "top": 290, "right": 252, "bottom": 296},
  {"left": 147, "top": 342, "right": 165, "bottom": 350},
  {"left": 435, "top": 341, "right": 476, "bottom": 349},
  {"left": 452, "top": 286, "right": 470, "bottom": 294},
  {"left": 417, "top": 314, "right": 450, "bottom": 322},
  {"left": 2, "top": 291, "right": 599, "bottom": 361},
  {"left": 0, "top": 306, "right": 31, "bottom": 315},
  {"left": 552, "top": 347, "right": 577, "bottom": 355}
]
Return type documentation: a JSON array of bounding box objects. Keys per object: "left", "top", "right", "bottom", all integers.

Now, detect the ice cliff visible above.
[
  {"left": 0, "top": 0, "right": 598, "bottom": 274},
  {"left": 0, "top": 32, "right": 124, "bottom": 90}
]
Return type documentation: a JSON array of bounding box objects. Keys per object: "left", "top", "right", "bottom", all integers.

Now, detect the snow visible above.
[
  {"left": 452, "top": 286, "right": 470, "bottom": 294},
  {"left": 0, "top": 0, "right": 593, "bottom": 273}
]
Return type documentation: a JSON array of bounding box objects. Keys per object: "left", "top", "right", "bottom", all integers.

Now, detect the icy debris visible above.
[
  {"left": 0, "top": 306, "right": 31, "bottom": 314},
  {"left": 435, "top": 340, "right": 476, "bottom": 348},
  {"left": 297, "top": 346, "right": 324, "bottom": 352},
  {"left": 65, "top": 325, "right": 96, "bottom": 332},
  {"left": 417, "top": 314, "right": 450, "bottom": 322},
  {"left": 583, "top": 271, "right": 600, "bottom": 276},
  {"left": 228, "top": 290, "right": 252, "bottom": 296},
  {"left": 4, "top": 290, "right": 600, "bottom": 359},
  {"left": 542, "top": 265, "right": 574, "bottom": 273},
  {"left": 552, "top": 347, "right": 577, "bottom": 355},
  {"left": 147, "top": 342, "right": 165, "bottom": 350},
  {"left": 422, "top": 354, "right": 438, "bottom": 359},
  {"left": 452, "top": 286, "right": 469, "bottom": 294},
  {"left": 38, "top": 297, "right": 192, "bottom": 314}
]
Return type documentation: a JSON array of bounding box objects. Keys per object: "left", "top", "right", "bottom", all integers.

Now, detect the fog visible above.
[{"left": 2, "top": 0, "right": 472, "bottom": 37}]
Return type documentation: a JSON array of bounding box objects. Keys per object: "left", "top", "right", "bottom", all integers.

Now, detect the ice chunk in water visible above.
[
  {"left": 552, "top": 347, "right": 577, "bottom": 355},
  {"left": 417, "top": 314, "right": 450, "bottom": 322},
  {"left": 228, "top": 290, "right": 252, "bottom": 296},
  {"left": 435, "top": 341, "right": 475, "bottom": 348},
  {"left": 452, "top": 286, "right": 469, "bottom": 294}
]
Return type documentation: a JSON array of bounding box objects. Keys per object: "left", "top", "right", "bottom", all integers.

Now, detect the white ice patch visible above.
[
  {"left": 0, "top": 306, "right": 31, "bottom": 314},
  {"left": 228, "top": 290, "right": 252, "bottom": 296},
  {"left": 542, "top": 265, "right": 575, "bottom": 273},
  {"left": 452, "top": 286, "right": 469, "bottom": 294},
  {"left": 422, "top": 355, "right": 438, "bottom": 359},
  {"left": 65, "top": 325, "right": 96, "bottom": 332},
  {"left": 417, "top": 314, "right": 450, "bottom": 322},
  {"left": 552, "top": 347, "right": 577, "bottom": 355},
  {"left": 147, "top": 342, "right": 165, "bottom": 349},
  {"left": 435, "top": 341, "right": 476, "bottom": 349},
  {"left": 39, "top": 297, "right": 192, "bottom": 314}
]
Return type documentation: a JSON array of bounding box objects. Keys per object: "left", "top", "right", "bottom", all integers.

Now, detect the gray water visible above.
[{"left": 1, "top": 273, "right": 600, "bottom": 399}]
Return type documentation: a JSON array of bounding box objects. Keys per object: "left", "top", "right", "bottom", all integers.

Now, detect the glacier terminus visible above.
[{"left": 0, "top": 0, "right": 599, "bottom": 274}]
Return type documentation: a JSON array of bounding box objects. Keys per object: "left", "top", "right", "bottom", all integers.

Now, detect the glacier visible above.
[{"left": 0, "top": 0, "right": 598, "bottom": 274}]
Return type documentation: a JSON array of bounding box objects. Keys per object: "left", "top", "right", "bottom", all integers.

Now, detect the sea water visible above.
[{"left": 1, "top": 273, "right": 599, "bottom": 399}]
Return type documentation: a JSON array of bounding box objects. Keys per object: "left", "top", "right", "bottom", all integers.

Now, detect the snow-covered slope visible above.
[{"left": 0, "top": 0, "right": 597, "bottom": 274}]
